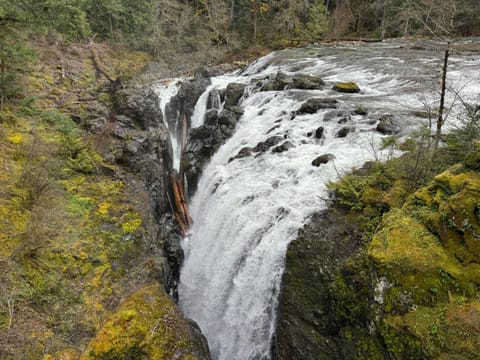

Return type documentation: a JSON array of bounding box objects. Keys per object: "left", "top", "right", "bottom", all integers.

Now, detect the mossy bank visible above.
[
  {"left": 0, "top": 35, "right": 210, "bottom": 359},
  {"left": 276, "top": 148, "right": 480, "bottom": 359}
]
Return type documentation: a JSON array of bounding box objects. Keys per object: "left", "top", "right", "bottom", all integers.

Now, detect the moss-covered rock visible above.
[
  {"left": 332, "top": 82, "right": 361, "bottom": 93},
  {"left": 81, "top": 285, "right": 210, "bottom": 360}
]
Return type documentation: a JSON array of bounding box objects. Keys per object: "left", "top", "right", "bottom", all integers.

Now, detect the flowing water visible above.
[{"left": 155, "top": 39, "right": 480, "bottom": 360}]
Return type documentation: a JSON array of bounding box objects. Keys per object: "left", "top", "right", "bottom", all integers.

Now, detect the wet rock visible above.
[
  {"left": 332, "top": 82, "right": 361, "bottom": 93},
  {"left": 311, "top": 153, "right": 335, "bottom": 166},
  {"left": 297, "top": 98, "right": 338, "bottom": 114},
  {"left": 291, "top": 73, "right": 325, "bottom": 90},
  {"left": 337, "top": 115, "right": 351, "bottom": 124},
  {"left": 184, "top": 108, "right": 242, "bottom": 195},
  {"left": 314, "top": 126, "right": 325, "bottom": 139},
  {"left": 323, "top": 110, "right": 347, "bottom": 122},
  {"left": 228, "top": 147, "right": 254, "bottom": 162},
  {"left": 224, "top": 83, "right": 247, "bottom": 108},
  {"left": 261, "top": 72, "right": 324, "bottom": 91},
  {"left": 206, "top": 89, "right": 224, "bottom": 111},
  {"left": 272, "top": 141, "right": 294, "bottom": 153},
  {"left": 336, "top": 127, "right": 353, "bottom": 138},
  {"left": 353, "top": 107, "right": 368, "bottom": 115},
  {"left": 165, "top": 67, "right": 211, "bottom": 128},
  {"left": 254, "top": 136, "right": 284, "bottom": 153},
  {"left": 376, "top": 114, "right": 401, "bottom": 134}
]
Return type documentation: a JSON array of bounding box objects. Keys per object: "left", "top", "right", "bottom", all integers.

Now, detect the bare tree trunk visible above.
[
  {"left": 435, "top": 45, "right": 450, "bottom": 148},
  {"left": 252, "top": 0, "right": 258, "bottom": 42}
]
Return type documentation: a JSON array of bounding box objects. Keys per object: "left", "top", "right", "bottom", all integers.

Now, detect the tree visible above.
[
  {"left": 305, "top": 0, "right": 329, "bottom": 41},
  {"left": 0, "top": 31, "right": 34, "bottom": 110}
]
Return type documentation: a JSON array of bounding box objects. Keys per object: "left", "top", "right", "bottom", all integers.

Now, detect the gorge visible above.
[{"left": 154, "top": 39, "right": 480, "bottom": 359}]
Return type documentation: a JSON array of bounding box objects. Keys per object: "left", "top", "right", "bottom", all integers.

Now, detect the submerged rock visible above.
[
  {"left": 297, "top": 98, "right": 338, "bottom": 114},
  {"left": 332, "top": 82, "right": 361, "bottom": 93},
  {"left": 336, "top": 126, "right": 354, "bottom": 138},
  {"left": 272, "top": 141, "right": 294, "bottom": 153}
]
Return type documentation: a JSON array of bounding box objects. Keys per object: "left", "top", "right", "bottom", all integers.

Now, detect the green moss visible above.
[
  {"left": 332, "top": 82, "right": 361, "bottom": 93},
  {"left": 81, "top": 285, "right": 201, "bottom": 360}
]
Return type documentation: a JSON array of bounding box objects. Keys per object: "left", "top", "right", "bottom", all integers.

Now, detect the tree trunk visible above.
[{"left": 435, "top": 45, "right": 450, "bottom": 148}]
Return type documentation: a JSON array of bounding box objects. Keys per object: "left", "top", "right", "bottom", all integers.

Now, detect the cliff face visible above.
[
  {"left": 0, "top": 37, "right": 210, "bottom": 359},
  {"left": 276, "top": 159, "right": 480, "bottom": 359}
]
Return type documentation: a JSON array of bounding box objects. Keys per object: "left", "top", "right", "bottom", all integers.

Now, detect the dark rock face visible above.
[
  {"left": 297, "top": 98, "right": 338, "bottom": 114},
  {"left": 275, "top": 211, "right": 386, "bottom": 360},
  {"left": 183, "top": 107, "right": 243, "bottom": 195},
  {"left": 224, "top": 83, "right": 247, "bottom": 108},
  {"left": 311, "top": 153, "right": 335, "bottom": 166},
  {"left": 112, "top": 84, "right": 164, "bottom": 130},
  {"left": 261, "top": 72, "right": 324, "bottom": 91},
  {"left": 165, "top": 67, "right": 212, "bottom": 129},
  {"left": 376, "top": 114, "right": 401, "bottom": 134}
]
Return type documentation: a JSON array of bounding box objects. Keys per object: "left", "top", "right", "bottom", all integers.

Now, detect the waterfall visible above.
[
  {"left": 156, "top": 42, "right": 480, "bottom": 360},
  {"left": 154, "top": 78, "right": 182, "bottom": 171}
]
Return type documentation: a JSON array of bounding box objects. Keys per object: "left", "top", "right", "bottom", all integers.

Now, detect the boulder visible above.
[
  {"left": 312, "top": 153, "right": 335, "bottom": 166},
  {"left": 376, "top": 114, "right": 401, "bottom": 134},
  {"left": 272, "top": 141, "right": 294, "bottom": 153},
  {"left": 332, "top": 82, "right": 361, "bottom": 93},
  {"left": 297, "top": 98, "right": 338, "bottom": 114}
]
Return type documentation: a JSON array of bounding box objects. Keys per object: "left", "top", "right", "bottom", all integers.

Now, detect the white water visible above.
[
  {"left": 154, "top": 78, "right": 183, "bottom": 171},
  {"left": 169, "top": 41, "right": 480, "bottom": 360}
]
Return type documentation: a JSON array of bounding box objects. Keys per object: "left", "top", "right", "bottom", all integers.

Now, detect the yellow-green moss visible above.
[
  {"left": 81, "top": 285, "right": 200, "bottom": 360},
  {"left": 332, "top": 82, "right": 361, "bottom": 93}
]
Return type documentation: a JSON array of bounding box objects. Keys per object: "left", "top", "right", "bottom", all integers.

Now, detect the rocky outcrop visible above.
[
  {"left": 183, "top": 80, "right": 246, "bottom": 195},
  {"left": 81, "top": 285, "right": 211, "bottom": 360},
  {"left": 104, "top": 78, "right": 211, "bottom": 357},
  {"left": 112, "top": 82, "right": 164, "bottom": 130},
  {"left": 165, "top": 68, "right": 212, "bottom": 128},
  {"left": 261, "top": 72, "right": 325, "bottom": 91}
]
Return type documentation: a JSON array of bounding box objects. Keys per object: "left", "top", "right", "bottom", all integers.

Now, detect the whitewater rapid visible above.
[{"left": 155, "top": 40, "right": 480, "bottom": 360}]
